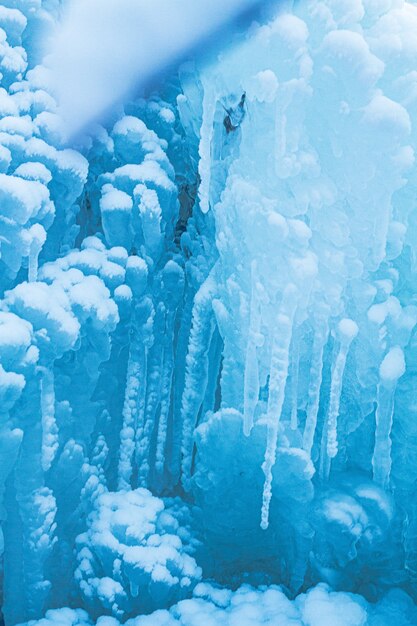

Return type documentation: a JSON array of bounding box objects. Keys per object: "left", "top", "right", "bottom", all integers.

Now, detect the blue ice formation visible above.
[
  {"left": 16, "top": 584, "right": 417, "bottom": 626},
  {"left": 0, "top": 0, "right": 416, "bottom": 625}
]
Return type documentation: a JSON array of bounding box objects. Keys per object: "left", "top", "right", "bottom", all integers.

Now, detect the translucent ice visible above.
[{"left": 1, "top": 0, "right": 417, "bottom": 625}]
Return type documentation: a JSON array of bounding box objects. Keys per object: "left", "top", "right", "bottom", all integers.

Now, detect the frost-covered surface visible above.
[
  {"left": 75, "top": 489, "right": 201, "bottom": 619},
  {"left": 16, "top": 583, "right": 417, "bottom": 626},
  {"left": 1, "top": 0, "right": 417, "bottom": 625}
]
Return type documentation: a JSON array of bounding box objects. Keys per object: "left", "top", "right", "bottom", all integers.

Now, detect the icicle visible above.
[
  {"left": 154, "top": 308, "right": 175, "bottom": 484},
  {"left": 23, "top": 488, "right": 57, "bottom": 617},
  {"left": 243, "top": 342, "right": 259, "bottom": 435},
  {"left": 153, "top": 261, "right": 184, "bottom": 488},
  {"left": 181, "top": 269, "right": 217, "bottom": 490},
  {"left": 39, "top": 367, "right": 58, "bottom": 473},
  {"left": 137, "top": 303, "right": 165, "bottom": 487},
  {"left": 320, "top": 318, "right": 358, "bottom": 481},
  {"left": 198, "top": 79, "right": 217, "bottom": 214},
  {"left": 202, "top": 326, "right": 223, "bottom": 416},
  {"left": 167, "top": 286, "right": 195, "bottom": 484},
  {"left": 261, "top": 285, "right": 298, "bottom": 530},
  {"left": 118, "top": 294, "right": 153, "bottom": 490},
  {"left": 290, "top": 330, "right": 300, "bottom": 432},
  {"left": 8, "top": 417, "right": 57, "bottom": 622},
  {"left": 243, "top": 261, "right": 262, "bottom": 436},
  {"left": 372, "top": 346, "right": 405, "bottom": 488},
  {"left": 129, "top": 298, "right": 154, "bottom": 487},
  {"left": 92, "top": 434, "right": 108, "bottom": 474},
  {"left": 118, "top": 335, "right": 144, "bottom": 491},
  {"left": 28, "top": 246, "right": 39, "bottom": 283},
  {"left": 405, "top": 503, "right": 417, "bottom": 581},
  {"left": 303, "top": 308, "right": 330, "bottom": 455},
  {"left": 28, "top": 225, "right": 46, "bottom": 283},
  {"left": 81, "top": 436, "right": 108, "bottom": 506}
]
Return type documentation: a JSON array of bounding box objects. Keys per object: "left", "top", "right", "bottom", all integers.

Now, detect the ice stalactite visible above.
[
  {"left": 129, "top": 297, "right": 153, "bottom": 485},
  {"left": 197, "top": 80, "right": 216, "bottom": 215},
  {"left": 154, "top": 262, "right": 185, "bottom": 489},
  {"left": 27, "top": 225, "right": 46, "bottom": 283},
  {"left": 118, "top": 258, "right": 153, "bottom": 491},
  {"left": 290, "top": 328, "right": 300, "bottom": 432},
  {"left": 38, "top": 366, "right": 58, "bottom": 473},
  {"left": 373, "top": 346, "right": 406, "bottom": 488},
  {"left": 243, "top": 261, "right": 262, "bottom": 437},
  {"left": 320, "top": 319, "right": 358, "bottom": 482},
  {"left": 118, "top": 331, "right": 144, "bottom": 491},
  {"left": 22, "top": 489, "right": 57, "bottom": 619},
  {"left": 78, "top": 439, "right": 108, "bottom": 518},
  {"left": 181, "top": 268, "right": 217, "bottom": 491},
  {"left": 201, "top": 326, "right": 223, "bottom": 418},
  {"left": 153, "top": 317, "right": 174, "bottom": 484},
  {"left": 167, "top": 286, "right": 196, "bottom": 486},
  {"left": 261, "top": 285, "right": 298, "bottom": 530},
  {"left": 303, "top": 306, "right": 330, "bottom": 455},
  {"left": 6, "top": 417, "right": 58, "bottom": 624},
  {"left": 136, "top": 303, "right": 163, "bottom": 487},
  {"left": 0, "top": 427, "right": 22, "bottom": 554},
  {"left": 138, "top": 188, "right": 163, "bottom": 261},
  {"left": 47, "top": 438, "right": 87, "bottom": 608},
  {"left": 0, "top": 314, "right": 30, "bottom": 491}
]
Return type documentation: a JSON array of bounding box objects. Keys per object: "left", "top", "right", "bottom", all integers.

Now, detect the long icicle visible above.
[
  {"left": 39, "top": 366, "right": 58, "bottom": 473},
  {"left": 290, "top": 328, "right": 300, "bottom": 432},
  {"left": 118, "top": 333, "right": 142, "bottom": 491},
  {"left": 261, "top": 285, "right": 298, "bottom": 530},
  {"left": 198, "top": 78, "right": 217, "bottom": 214},
  {"left": 28, "top": 226, "right": 46, "bottom": 283},
  {"left": 154, "top": 308, "right": 176, "bottom": 486},
  {"left": 167, "top": 286, "right": 195, "bottom": 485},
  {"left": 153, "top": 261, "right": 184, "bottom": 489},
  {"left": 118, "top": 297, "right": 153, "bottom": 490},
  {"left": 243, "top": 260, "right": 262, "bottom": 436},
  {"left": 180, "top": 269, "right": 217, "bottom": 491},
  {"left": 137, "top": 303, "right": 164, "bottom": 487},
  {"left": 372, "top": 346, "right": 405, "bottom": 488},
  {"left": 303, "top": 306, "right": 330, "bottom": 455},
  {"left": 320, "top": 318, "right": 358, "bottom": 481}
]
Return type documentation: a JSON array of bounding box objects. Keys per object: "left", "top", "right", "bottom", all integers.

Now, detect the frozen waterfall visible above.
[{"left": 0, "top": 1, "right": 416, "bottom": 625}]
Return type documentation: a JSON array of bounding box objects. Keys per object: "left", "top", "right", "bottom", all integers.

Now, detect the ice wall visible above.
[{"left": 0, "top": 0, "right": 416, "bottom": 625}]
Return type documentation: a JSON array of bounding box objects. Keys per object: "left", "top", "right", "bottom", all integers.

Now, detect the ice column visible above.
[
  {"left": 118, "top": 257, "right": 151, "bottom": 490},
  {"left": 243, "top": 261, "right": 262, "bottom": 436},
  {"left": 153, "top": 308, "right": 175, "bottom": 483},
  {"left": 290, "top": 330, "right": 300, "bottom": 432},
  {"left": 137, "top": 303, "right": 164, "bottom": 486},
  {"left": 320, "top": 319, "right": 358, "bottom": 481},
  {"left": 181, "top": 268, "right": 217, "bottom": 490},
  {"left": 261, "top": 285, "right": 298, "bottom": 530},
  {"left": 39, "top": 367, "right": 58, "bottom": 473},
  {"left": 372, "top": 346, "right": 406, "bottom": 488},
  {"left": 303, "top": 305, "right": 330, "bottom": 455},
  {"left": 198, "top": 79, "right": 216, "bottom": 214},
  {"left": 28, "top": 225, "right": 46, "bottom": 283},
  {"left": 154, "top": 261, "right": 185, "bottom": 488},
  {"left": 118, "top": 331, "right": 145, "bottom": 491}
]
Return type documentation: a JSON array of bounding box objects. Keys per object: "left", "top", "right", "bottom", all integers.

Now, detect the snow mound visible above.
[{"left": 75, "top": 489, "right": 202, "bottom": 619}]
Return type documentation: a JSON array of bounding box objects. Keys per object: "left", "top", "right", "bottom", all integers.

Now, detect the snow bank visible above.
[{"left": 17, "top": 582, "right": 417, "bottom": 626}]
